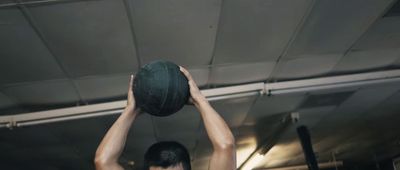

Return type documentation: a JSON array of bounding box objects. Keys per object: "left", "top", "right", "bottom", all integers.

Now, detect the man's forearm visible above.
[
  {"left": 95, "top": 107, "right": 137, "bottom": 168},
  {"left": 195, "top": 98, "right": 236, "bottom": 170},
  {"left": 195, "top": 98, "right": 235, "bottom": 150}
]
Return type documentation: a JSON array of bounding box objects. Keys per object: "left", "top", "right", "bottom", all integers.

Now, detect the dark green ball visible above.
[{"left": 133, "top": 60, "right": 190, "bottom": 117}]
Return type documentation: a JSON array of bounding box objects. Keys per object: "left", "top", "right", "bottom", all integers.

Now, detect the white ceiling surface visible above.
[
  {"left": 0, "top": 8, "right": 66, "bottom": 85},
  {"left": 1, "top": 0, "right": 400, "bottom": 170},
  {"left": 28, "top": 0, "right": 139, "bottom": 77},
  {"left": 1, "top": 0, "right": 400, "bottom": 111},
  {"left": 208, "top": 0, "right": 312, "bottom": 84},
  {"left": 127, "top": 0, "right": 220, "bottom": 66},
  {"left": 272, "top": 0, "right": 396, "bottom": 79},
  {"left": 333, "top": 16, "right": 400, "bottom": 72},
  {"left": 2, "top": 79, "right": 80, "bottom": 105}
]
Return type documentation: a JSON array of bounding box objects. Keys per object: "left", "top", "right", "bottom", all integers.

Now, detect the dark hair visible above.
[{"left": 144, "top": 141, "right": 191, "bottom": 170}]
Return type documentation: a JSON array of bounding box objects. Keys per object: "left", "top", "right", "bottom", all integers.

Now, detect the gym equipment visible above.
[
  {"left": 297, "top": 125, "right": 319, "bottom": 170},
  {"left": 133, "top": 60, "right": 189, "bottom": 117}
]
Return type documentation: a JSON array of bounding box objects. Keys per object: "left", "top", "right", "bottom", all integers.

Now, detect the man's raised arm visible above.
[
  {"left": 180, "top": 66, "right": 236, "bottom": 170},
  {"left": 94, "top": 75, "right": 139, "bottom": 170}
]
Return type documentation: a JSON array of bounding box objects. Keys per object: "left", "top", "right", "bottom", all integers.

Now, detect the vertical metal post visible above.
[{"left": 297, "top": 125, "right": 319, "bottom": 170}]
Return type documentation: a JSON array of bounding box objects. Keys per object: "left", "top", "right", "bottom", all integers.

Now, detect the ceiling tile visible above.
[
  {"left": 334, "top": 49, "right": 400, "bottom": 72},
  {"left": 285, "top": 0, "right": 394, "bottom": 57},
  {"left": 274, "top": 55, "right": 341, "bottom": 79},
  {"left": 394, "top": 58, "right": 400, "bottom": 66},
  {"left": 0, "top": 87, "right": 48, "bottom": 115},
  {"left": 75, "top": 74, "right": 131, "bottom": 103},
  {"left": 130, "top": 0, "right": 221, "bottom": 66},
  {"left": 75, "top": 68, "right": 209, "bottom": 103},
  {"left": 0, "top": 92, "right": 16, "bottom": 109},
  {"left": 332, "top": 16, "right": 400, "bottom": 72},
  {"left": 0, "top": 8, "right": 65, "bottom": 85},
  {"left": 272, "top": 0, "right": 394, "bottom": 80},
  {"left": 213, "top": 0, "right": 312, "bottom": 64},
  {"left": 348, "top": 16, "right": 400, "bottom": 50},
  {"left": 28, "top": 0, "right": 139, "bottom": 77},
  {"left": 186, "top": 67, "right": 210, "bottom": 87},
  {"left": 210, "top": 62, "right": 275, "bottom": 85},
  {"left": 0, "top": 0, "right": 14, "bottom": 5},
  {"left": 2, "top": 79, "right": 80, "bottom": 105}
]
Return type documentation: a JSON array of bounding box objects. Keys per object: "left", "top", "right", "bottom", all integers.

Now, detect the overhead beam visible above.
[
  {"left": 266, "top": 69, "right": 400, "bottom": 94},
  {"left": 0, "top": 0, "right": 97, "bottom": 8},
  {"left": 1, "top": 69, "right": 400, "bottom": 128}
]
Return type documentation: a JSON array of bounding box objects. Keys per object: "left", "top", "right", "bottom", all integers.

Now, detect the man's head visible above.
[{"left": 144, "top": 141, "right": 191, "bottom": 170}]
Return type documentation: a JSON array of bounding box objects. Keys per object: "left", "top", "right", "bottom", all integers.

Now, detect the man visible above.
[{"left": 95, "top": 67, "right": 236, "bottom": 170}]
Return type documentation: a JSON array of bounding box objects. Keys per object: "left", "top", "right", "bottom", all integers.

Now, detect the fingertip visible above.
[{"left": 179, "top": 66, "right": 185, "bottom": 72}]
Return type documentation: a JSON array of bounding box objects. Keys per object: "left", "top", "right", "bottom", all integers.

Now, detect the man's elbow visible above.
[
  {"left": 94, "top": 154, "right": 106, "bottom": 167},
  {"left": 94, "top": 152, "right": 111, "bottom": 168},
  {"left": 94, "top": 155, "right": 122, "bottom": 170},
  {"left": 215, "top": 138, "right": 235, "bottom": 151}
]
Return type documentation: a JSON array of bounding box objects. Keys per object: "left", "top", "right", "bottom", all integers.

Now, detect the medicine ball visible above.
[{"left": 133, "top": 60, "right": 190, "bottom": 117}]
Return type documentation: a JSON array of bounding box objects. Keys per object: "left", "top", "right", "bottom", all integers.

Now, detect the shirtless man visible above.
[{"left": 95, "top": 67, "right": 236, "bottom": 170}]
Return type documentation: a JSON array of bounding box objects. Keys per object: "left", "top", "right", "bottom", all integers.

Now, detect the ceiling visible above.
[{"left": 1, "top": 0, "right": 400, "bottom": 169}]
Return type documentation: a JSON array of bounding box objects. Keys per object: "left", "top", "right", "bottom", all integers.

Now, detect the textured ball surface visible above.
[{"left": 133, "top": 60, "right": 189, "bottom": 117}]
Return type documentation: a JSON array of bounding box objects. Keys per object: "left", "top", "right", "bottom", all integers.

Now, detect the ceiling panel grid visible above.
[
  {"left": 128, "top": 0, "right": 221, "bottom": 66},
  {"left": 272, "top": 0, "right": 395, "bottom": 80},
  {"left": 0, "top": 8, "right": 65, "bottom": 85},
  {"left": 1, "top": 79, "right": 80, "bottom": 107},
  {"left": 28, "top": 0, "right": 139, "bottom": 77},
  {"left": 209, "top": 0, "right": 313, "bottom": 85},
  {"left": 333, "top": 16, "right": 400, "bottom": 72}
]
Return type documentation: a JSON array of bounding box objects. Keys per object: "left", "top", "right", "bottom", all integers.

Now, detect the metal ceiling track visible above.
[
  {"left": 1, "top": 69, "right": 400, "bottom": 129},
  {"left": 0, "top": 0, "right": 97, "bottom": 8}
]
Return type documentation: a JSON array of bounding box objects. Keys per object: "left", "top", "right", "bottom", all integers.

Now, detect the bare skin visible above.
[
  {"left": 149, "top": 163, "right": 184, "bottom": 170},
  {"left": 95, "top": 68, "right": 236, "bottom": 170}
]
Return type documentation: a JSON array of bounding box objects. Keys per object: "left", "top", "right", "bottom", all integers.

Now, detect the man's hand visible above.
[
  {"left": 179, "top": 66, "right": 207, "bottom": 106},
  {"left": 125, "top": 75, "right": 140, "bottom": 114}
]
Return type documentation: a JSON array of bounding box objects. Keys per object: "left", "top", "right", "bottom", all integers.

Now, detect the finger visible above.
[
  {"left": 128, "top": 74, "right": 134, "bottom": 92},
  {"left": 179, "top": 66, "right": 188, "bottom": 75},
  {"left": 179, "top": 66, "right": 193, "bottom": 80},
  {"left": 188, "top": 80, "right": 197, "bottom": 89}
]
